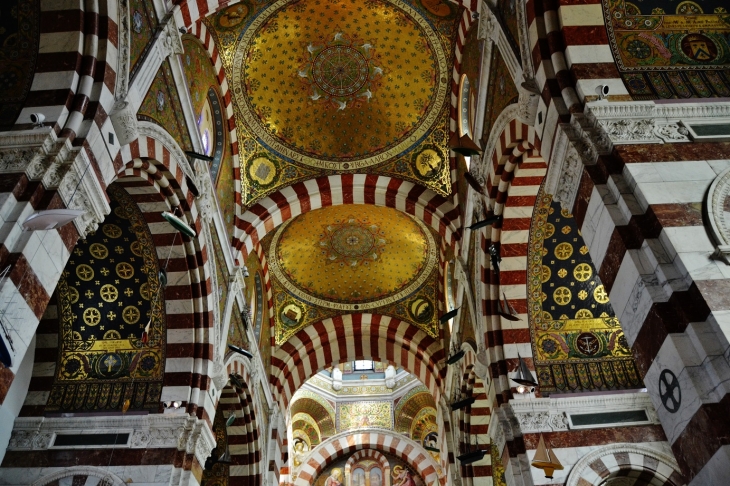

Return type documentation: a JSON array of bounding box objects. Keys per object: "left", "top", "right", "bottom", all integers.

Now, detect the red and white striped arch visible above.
[
  {"left": 345, "top": 449, "right": 391, "bottom": 478},
  {"left": 270, "top": 314, "right": 446, "bottom": 411},
  {"left": 475, "top": 112, "right": 546, "bottom": 405},
  {"left": 233, "top": 174, "right": 461, "bottom": 261},
  {"left": 295, "top": 430, "right": 445, "bottom": 486},
  {"left": 115, "top": 132, "right": 218, "bottom": 423}
]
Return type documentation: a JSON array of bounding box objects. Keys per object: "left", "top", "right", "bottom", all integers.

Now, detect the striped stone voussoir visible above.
[
  {"left": 270, "top": 314, "right": 446, "bottom": 411},
  {"left": 345, "top": 449, "right": 390, "bottom": 477},
  {"left": 233, "top": 174, "right": 461, "bottom": 262},
  {"left": 295, "top": 430, "right": 444, "bottom": 486}
]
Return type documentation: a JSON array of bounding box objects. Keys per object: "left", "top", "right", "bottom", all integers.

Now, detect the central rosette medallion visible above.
[
  {"left": 319, "top": 218, "right": 386, "bottom": 267},
  {"left": 301, "top": 35, "right": 381, "bottom": 109},
  {"left": 233, "top": 0, "right": 448, "bottom": 167}
]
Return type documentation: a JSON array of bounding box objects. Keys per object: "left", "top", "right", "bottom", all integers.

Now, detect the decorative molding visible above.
[
  {"left": 57, "top": 149, "right": 110, "bottom": 237},
  {"left": 9, "top": 414, "right": 216, "bottom": 466},
  {"left": 706, "top": 168, "right": 730, "bottom": 265},
  {"left": 33, "top": 467, "right": 127, "bottom": 486},
  {"left": 544, "top": 128, "right": 582, "bottom": 211},
  {"left": 137, "top": 121, "right": 194, "bottom": 179},
  {"left": 507, "top": 392, "right": 660, "bottom": 434},
  {"left": 195, "top": 159, "right": 215, "bottom": 224},
  {"left": 479, "top": 104, "right": 521, "bottom": 187},
  {"left": 564, "top": 442, "right": 681, "bottom": 486},
  {"left": 115, "top": 0, "right": 131, "bottom": 100},
  {"left": 584, "top": 101, "right": 730, "bottom": 148}
]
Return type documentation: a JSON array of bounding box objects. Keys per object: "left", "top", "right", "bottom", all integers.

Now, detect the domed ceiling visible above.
[
  {"left": 261, "top": 205, "right": 441, "bottom": 343},
  {"left": 208, "top": 0, "right": 462, "bottom": 207}
]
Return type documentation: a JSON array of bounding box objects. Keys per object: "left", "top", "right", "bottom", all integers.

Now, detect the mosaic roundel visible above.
[
  {"left": 269, "top": 205, "right": 437, "bottom": 311},
  {"left": 232, "top": 0, "right": 449, "bottom": 169}
]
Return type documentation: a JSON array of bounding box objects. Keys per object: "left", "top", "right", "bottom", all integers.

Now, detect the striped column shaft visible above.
[
  {"left": 271, "top": 314, "right": 446, "bottom": 411},
  {"left": 570, "top": 146, "right": 730, "bottom": 482},
  {"left": 478, "top": 119, "right": 545, "bottom": 404},
  {"left": 233, "top": 174, "right": 461, "bottom": 262},
  {"left": 19, "top": 301, "right": 60, "bottom": 416}
]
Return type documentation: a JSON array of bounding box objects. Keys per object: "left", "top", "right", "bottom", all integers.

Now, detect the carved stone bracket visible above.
[
  {"left": 195, "top": 159, "right": 215, "bottom": 224},
  {"left": 544, "top": 128, "right": 583, "bottom": 211},
  {"left": 10, "top": 414, "right": 216, "bottom": 466},
  {"left": 109, "top": 101, "right": 139, "bottom": 146}
]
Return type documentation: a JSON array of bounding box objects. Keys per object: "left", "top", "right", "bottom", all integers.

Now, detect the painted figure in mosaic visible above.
[
  {"left": 392, "top": 466, "right": 416, "bottom": 486},
  {"left": 325, "top": 468, "right": 343, "bottom": 486}
]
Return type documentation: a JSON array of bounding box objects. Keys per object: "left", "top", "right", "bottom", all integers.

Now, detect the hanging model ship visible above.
[{"left": 530, "top": 434, "right": 563, "bottom": 479}]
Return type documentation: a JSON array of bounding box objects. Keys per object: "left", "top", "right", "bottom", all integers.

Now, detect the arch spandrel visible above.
[{"left": 527, "top": 189, "right": 643, "bottom": 393}]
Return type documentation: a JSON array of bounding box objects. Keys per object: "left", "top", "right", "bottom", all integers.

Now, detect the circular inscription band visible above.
[{"left": 232, "top": 0, "right": 449, "bottom": 170}]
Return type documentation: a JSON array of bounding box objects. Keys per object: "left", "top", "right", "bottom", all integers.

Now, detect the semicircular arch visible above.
[
  {"left": 296, "top": 429, "right": 444, "bottom": 486},
  {"left": 271, "top": 314, "right": 446, "bottom": 411}
]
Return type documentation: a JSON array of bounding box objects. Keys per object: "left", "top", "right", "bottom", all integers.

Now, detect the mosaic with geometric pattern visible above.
[
  {"left": 528, "top": 192, "right": 642, "bottom": 394},
  {"left": 48, "top": 184, "right": 165, "bottom": 412}
]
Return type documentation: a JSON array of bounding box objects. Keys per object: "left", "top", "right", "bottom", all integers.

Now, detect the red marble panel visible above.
[
  {"left": 695, "top": 279, "right": 730, "bottom": 311},
  {"left": 522, "top": 425, "right": 667, "bottom": 449},
  {"left": 617, "top": 143, "right": 730, "bottom": 163},
  {"left": 652, "top": 204, "right": 704, "bottom": 226},
  {"left": 0, "top": 365, "right": 14, "bottom": 405}
]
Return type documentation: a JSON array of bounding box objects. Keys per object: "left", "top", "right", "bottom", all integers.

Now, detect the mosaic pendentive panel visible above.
[
  {"left": 604, "top": 0, "right": 730, "bottom": 99},
  {"left": 130, "top": 0, "right": 159, "bottom": 78},
  {"left": 528, "top": 192, "right": 642, "bottom": 394},
  {"left": 0, "top": 0, "right": 40, "bottom": 131},
  {"left": 211, "top": 225, "right": 231, "bottom": 322},
  {"left": 211, "top": 0, "right": 460, "bottom": 208},
  {"left": 491, "top": 444, "right": 507, "bottom": 486},
  {"left": 291, "top": 391, "right": 337, "bottom": 437},
  {"left": 48, "top": 184, "right": 165, "bottom": 412},
  {"left": 263, "top": 205, "right": 440, "bottom": 343},
  {"left": 394, "top": 387, "right": 435, "bottom": 435},
  {"left": 337, "top": 401, "right": 393, "bottom": 431},
  {"left": 138, "top": 59, "right": 193, "bottom": 152},
  {"left": 481, "top": 47, "right": 518, "bottom": 144},
  {"left": 201, "top": 408, "right": 230, "bottom": 486}
]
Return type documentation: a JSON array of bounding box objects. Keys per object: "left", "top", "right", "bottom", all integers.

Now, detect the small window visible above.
[{"left": 353, "top": 360, "right": 373, "bottom": 371}]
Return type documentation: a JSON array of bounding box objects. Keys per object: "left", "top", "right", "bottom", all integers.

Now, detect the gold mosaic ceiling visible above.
[
  {"left": 232, "top": 0, "right": 448, "bottom": 167},
  {"left": 208, "top": 0, "right": 460, "bottom": 206},
  {"left": 269, "top": 204, "right": 437, "bottom": 310}
]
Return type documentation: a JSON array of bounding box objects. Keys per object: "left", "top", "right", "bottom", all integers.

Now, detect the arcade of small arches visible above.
[{"left": 1, "top": 0, "right": 729, "bottom": 486}]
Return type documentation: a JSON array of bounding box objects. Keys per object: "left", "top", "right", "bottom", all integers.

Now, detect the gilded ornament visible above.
[
  {"left": 68, "top": 287, "right": 79, "bottom": 304},
  {"left": 99, "top": 284, "right": 119, "bottom": 303},
  {"left": 140, "top": 282, "right": 152, "bottom": 300},
  {"left": 116, "top": 262, "right": 135, "bottom": 279},
  {"left": 557, "top": 268, "right": 567, "bottom": 278},
  {"left": 554, "top": 242, "right": 573, "bottom": 260},
  {"left": 540, "top": 265, "right": 551, "bottom": 283},
  {"left": 544, "top": 223, "right": 555, "bottom": 238},
  {"left": 281, "top": 303, "right": 303, "bottom": 327},
  {"left": 249, "top": 156, "right": 279, "bottom": 187},
  {"left": 407, "top": 297, "right": 434, "bottom": 324},
  {"left": 89, "top": 243, "right": 109, "bottom": 259},
  {"left": 575, "top": 309, "right": 593, "bottom": 318},
  {"left": 83, "top": 307, "right": 102, "bottom": 326},
  {"left": 122, "top": 306, "right": 141, "bottom": 324},
  {"left": 413, "top": 148, "right": 443, "bottom": 179},
  {"left": 103, "top": 224, "right": 123, "bottom": 238},
  {"left": 573, "top": 263, "right": 592, "bottom": 281},
  {"left": 561, "top": 225, "right": 571, "bottom": 234},
  {"left": 579, "top": 245, "right": 589, "bottom": 255},
  {"left": 131, "top": 241, "right": 143, "bottom": 257},
  {"left": 560, "top": 208, "right": 572, "bottom": 217},
  {"left": 577, "top": 289, "right": 588, "bottom": 300},
  {"left": 593, "top": 285, "right": 609, "bottom": 303},
  {"left": 103, "top": 330, "right": 122, "bottom": 339},
  {"left": 76, "top": 264, "right": 94, "bottom": 281},
  {"left": 553, "top": 287, "right": 571, "bottom": 305}
]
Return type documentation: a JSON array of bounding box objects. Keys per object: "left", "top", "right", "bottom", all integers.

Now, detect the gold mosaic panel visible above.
[{"left": 338, "top": 401, "right": 393, "bottom": 431}]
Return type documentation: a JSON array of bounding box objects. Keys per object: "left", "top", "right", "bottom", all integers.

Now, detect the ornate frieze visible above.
[
  {"left": 583, "top": 100, "right": 730, "bottom": 147},
  {"left": 9, "top": 414, "right": 216, "bottom": 466},
  {"left": 507, "top": 392, "right": 659, "bottom": 434}
]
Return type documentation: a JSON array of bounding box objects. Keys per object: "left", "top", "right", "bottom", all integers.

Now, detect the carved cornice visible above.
[
  {"left": 137, "top": 121, "right": 194, "bottom": 179},
  {"left": 115, "top": 0, "right": 131, "bottom": 100},
  {"left": 584, "top": 101, "right": 730, "bottom": 148},
  {"left": 10, "top": 414, "right": 216, "bottom": 466},
  {"left": 507, "top": 392, "right": 659, "bottom": 434}
]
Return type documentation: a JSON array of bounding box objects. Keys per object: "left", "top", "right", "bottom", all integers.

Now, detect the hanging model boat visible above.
[
  {"left": 531, "top": 434, "right": 563, "bottom": 479},
  {"left": 498, "top": 293, "right": 521, "bottom": 321}
]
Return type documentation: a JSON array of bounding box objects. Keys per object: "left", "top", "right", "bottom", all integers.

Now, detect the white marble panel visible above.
[
  {"left": 160, "top": 385, "right": 192, "bottom": 401},
  {"left": 663, "top": 226, "right": 715, "bottom": 254},
  {"left": 587, "top": 202, "right": 616, "bottom": 271},
  {"left": 677, "top": 251, "right": 725, "bottom": 281},
  {"left": 164, "top": 357, "right": 194, "bottom": 373},
  {"left": 0, "top": 467, "right": 45, "bottom": 485},
  {"left": 558, "top": 4, "right": 605, "bottom": 26},
  {"left": 650, "top": 161, "right": 717, "bottom": 182},
  {"left": 645, "top": 337, "right": 703, "bottom": 444},
  {"left": 636, "top": 180, "right": 712, "bottom": 205},
  {"left": 23, "top": 390, "right": 50, "bottom": 406},
  {"left": 565, "top": 45, "right": 613, "bottom": 66},
  {"left": 707, "top": 159, "right": 730, "bottom": 175},
  {"left": 500, "top": 229, "right": 530, "bottom": 245}
]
